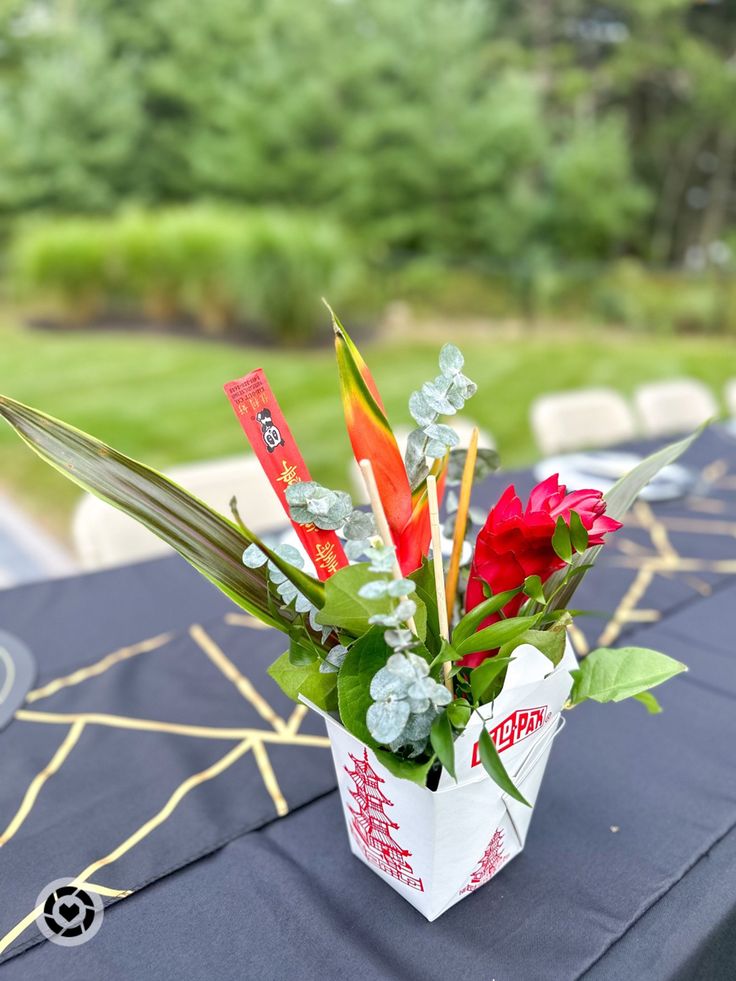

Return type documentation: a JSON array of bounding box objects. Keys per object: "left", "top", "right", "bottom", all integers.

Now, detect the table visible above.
[{"left": 1, "top": 428, "right": 736, "bottom": 980}]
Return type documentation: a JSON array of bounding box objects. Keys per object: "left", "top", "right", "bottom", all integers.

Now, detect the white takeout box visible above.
[{"left": 302, "top": 639, "right": 577, "bottom": 921}]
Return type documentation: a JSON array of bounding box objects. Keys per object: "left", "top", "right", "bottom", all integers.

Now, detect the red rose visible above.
[{"left": 462, "top": 475, "right": 622, "bottom": 668}]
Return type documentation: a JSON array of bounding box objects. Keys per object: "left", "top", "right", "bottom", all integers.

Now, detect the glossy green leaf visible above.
[
  {"left": 410, "top": 558, "right": 441, "bottom": 655},
  {"left": 523, "top": 575, "right": 545, "bottom": 604},
  {"left": 374, "top": 749, "right": 436, "bottom": 787},
  {"left": 452, "top": 588, "right": 522, "bottom": 645},
  {"left": 470, "top": 655, "right": 514, "bottom": 703},
  {"left": 551, "top": 515, "right": 572, "bottom": 564},
  {"left": 317, "top": 563, "right": 427, "bottom": 640},
  {"left": 288, "top": 637, "right": 318, "bottom": 666},
  {"left": 569, "top": 646, "right": 687, "bottom": 705},
  {"left": 456, "top": 615, "right": 540, "bottom": 657},
  {"left": 633, "top": 691, "right": 663, "bottom": 714},
  {"left": 430, "top": 711, "right": 456, "bottom": 780},
  {"left": 430, "top": 640, "right": 463, "bottom": 669},
  {"left": 499, "top": 627, "right": 566, "bottom": 667},
  {"left": 336, "top": 626, "right": 391, "bottom": 746},
  {"left": 0, "top": 394, "right": 329, "bottom": 628},
  {"left": 446, "top": 697, "right": 472, "bottom": 728},
  {"left": 267, "top": 651, "right": 338, "bottom": 711},
  {"left": 569, "top": 510, "right": 589, "bottom": 552},
  {"left": 478, "top": 727, "right": 529, "bottom": 806}
]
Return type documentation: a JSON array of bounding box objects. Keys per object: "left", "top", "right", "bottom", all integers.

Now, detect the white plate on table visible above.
[{"left": 533, "top": 451, "right": 697, "bottom": 503}]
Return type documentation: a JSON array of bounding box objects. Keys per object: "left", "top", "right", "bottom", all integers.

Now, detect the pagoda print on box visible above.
[
  {"left": 460, "top": 828, "right": 509, "bottom": 895},
  {"left": 345, "top": 750, "right": 424, "bottom": 892}
]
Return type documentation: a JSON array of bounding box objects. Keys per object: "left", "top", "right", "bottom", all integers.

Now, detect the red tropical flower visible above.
[{"left": 462, "top": 475, "right": 622, "bottom": 667}]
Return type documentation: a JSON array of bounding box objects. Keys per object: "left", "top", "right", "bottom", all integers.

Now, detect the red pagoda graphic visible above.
[
  {"left": 344, "top": 749, "right": 424, "bottom": 892},
  {"left": 460, "top": 828, "right": 509, "bottom": 895}
]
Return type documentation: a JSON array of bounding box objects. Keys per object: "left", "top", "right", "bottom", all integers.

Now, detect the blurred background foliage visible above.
[{"left": 0, "top": 0, "right": 735, "bottom": 338}]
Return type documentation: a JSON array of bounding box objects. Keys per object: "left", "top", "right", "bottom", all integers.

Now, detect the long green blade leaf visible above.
[
  {"left": 544, "top": 426, "right": 705, "bottom": 613},
  {"left": 0, "top": 395, "right": 324, "bottom": 625}
]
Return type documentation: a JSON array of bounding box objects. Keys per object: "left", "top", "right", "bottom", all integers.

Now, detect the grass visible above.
[{"left": 0, "top": 318, "right": 734, "bottom": 540}]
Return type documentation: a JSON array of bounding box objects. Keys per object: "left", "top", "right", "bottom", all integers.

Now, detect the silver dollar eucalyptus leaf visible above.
[
  {"left": 384, "top": 628, "right": 414, "bottom": 649},
  {"left": 424, "top": 423, "right": 459, "bottom": 449},
  {"left": 273, "top": 543, "right": 305, "bottom": 567},
  {"left": 387, "top": 578, "right": 416, "bottom": 598},
  {"left": 367, "top": 698, "right": 411, "bottom": 744},
  {"left": 370, "top": 663, "right": 410, "bottom": 699},
  {"left": 393, "top": 598, "right": 417, "bottom": 622},
  {"left": 409, "top": 390, "right": 436, "bottom": 427},
  {"left": 439, "top": 343, "right": 464, "bottom": 376},
  {"left": 358, "top": 579, "right": 391, "bottom": 600},
  {"left": 366, "top": 545, "right": 395, "bottom": 574},
  {"left": 319, "top": 644, "right": 348, "bottom": 673},
  {"left": 343, "top": 509, "right": 375, "bottom": 541},
  {"left": 344, "top": 538, "right": 369, "bottom": 561},
  {"left": 242, "top": 543, "right": 268, "bottom": 568}
]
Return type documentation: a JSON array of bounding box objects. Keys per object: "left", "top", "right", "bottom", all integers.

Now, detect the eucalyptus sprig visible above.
[{"left": 405, "top": 343, "right": 478, "bottom": 488}]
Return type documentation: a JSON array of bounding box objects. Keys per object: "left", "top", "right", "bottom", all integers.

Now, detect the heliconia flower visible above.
[
  {"left": 332, "top": 309, "right": 442, "bottom": 573},
  {"left": 397, "top": 454, "right": 448, "bottom": 573},
  {"left": 463, "top": 475, "right": 622, "bottom": 668}
]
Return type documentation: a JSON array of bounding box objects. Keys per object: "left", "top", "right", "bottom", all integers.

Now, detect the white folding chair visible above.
[
  {"left": 634, "top": 379, "right": 718, "bottom": 437},
  {"left": 530, "top": 388, "right": 637, "bottom": 455},
  {"left": 72, "top": 455, "right": 287, "bottom": 570},
  {"left": 725, "top": 379, "right": 736, "bottom": 418}
]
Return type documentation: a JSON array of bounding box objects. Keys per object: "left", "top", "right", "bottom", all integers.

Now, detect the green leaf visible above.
[
  {"left": 499, "top": 627, "right": 566, "bottom": 667},
  {"left": 288, "top": 637, "right": 318, "bottom": 666},
  {"left": 569, "top": 646, "right": 687, "bottom": 706},
  {"left": 409, "top": 558, "right": 440, "bottom": 655},
  {"left": 446, "top": 698, "right": 472, "bottom": 728},
  {"left": 317, "top": 563, "right": 427, "bottom": 641},
  {"left": 523, "top": 575, "right": 545, "bottom": 604},
  {"left": 544, "top": 427, "right": 705, "bottom": 615},
  {"left": 430, "top": 640, "right": 462, "bottom": 672},
  {"left": 452, "top": 587, "right": 522, "bottom": 645},
  {"left": 336, "top": 626, "right": 391, "bottom": 746},
  {"left": 470, "top": 655, "right": 514, "bottom": 703},
  {"left": 430, "top": 711, "right": 456, "bottom": 780},
  {"left": 0, "top": 394, "right": 328, "bottom": 628},
  {"left": 267, "top": 651, "right": 337, "bottom": 712},
  {"left": 604, "top": 425, "right": 707, "bottom": 522},
  {"left": 374, "top": 749, "right": 436, "bottom": 787},
  {"left": 478, "top": 728, "right": 529, "bottom": 806},
  {"left": 633, "top": 691, "right": 663, "bottom": 714},
  {"left": 552, "top": 515, "right": 572, "bottom": 564},
  {"left": 455, "top": 615, "right": 540, "bottom": 657},
  {"left": 569, "top": 511, "right": 589, "bottom": 553}
]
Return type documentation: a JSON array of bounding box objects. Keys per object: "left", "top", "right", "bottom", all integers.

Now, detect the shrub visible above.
[
  {"left": 12, "top": 218, "right": 117, "bottom": 322},
  {"left": 10, "top": 207, "right": 361, "bottom": 342},
  {"left": 591, "top": 260, "right": 732, "bottom": 335}
]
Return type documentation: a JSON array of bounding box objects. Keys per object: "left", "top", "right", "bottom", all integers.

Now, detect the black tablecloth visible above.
[{"left": 1, "top": 428, "right": 736, "bottom": 980}]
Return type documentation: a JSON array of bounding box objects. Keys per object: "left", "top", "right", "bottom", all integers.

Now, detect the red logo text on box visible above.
[{"left": 471, "top": 706, "right": 550, "bottom": 767}]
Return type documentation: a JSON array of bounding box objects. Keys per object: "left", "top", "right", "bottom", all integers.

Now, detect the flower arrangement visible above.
[{"left": 0, "top": 311, "right": 698, "bottom": 917}]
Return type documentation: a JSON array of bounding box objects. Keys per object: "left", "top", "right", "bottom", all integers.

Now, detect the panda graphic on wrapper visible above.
[{"left": 256, "top": 408, "right": 286, "bottom": 453}]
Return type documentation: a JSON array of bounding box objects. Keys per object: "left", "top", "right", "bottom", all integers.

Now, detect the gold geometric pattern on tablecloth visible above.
[
  {"left": 0, "top": 620, "right": 329, "bottom": 956},
  {"left": 3, "top": 452, "right": 736, "bottom": 955}
]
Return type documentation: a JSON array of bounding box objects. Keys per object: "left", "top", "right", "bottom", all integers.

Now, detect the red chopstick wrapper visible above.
[{"left": 224, "top": 369, "right": 349, "bottom": 580}]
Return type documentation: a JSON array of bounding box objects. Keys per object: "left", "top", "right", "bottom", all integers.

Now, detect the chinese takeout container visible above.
[{"left": 302, "top": 640, "right": 576, "bottom": 921}]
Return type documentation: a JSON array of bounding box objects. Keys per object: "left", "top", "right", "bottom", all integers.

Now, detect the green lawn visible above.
[{"left": 0, "top": 319, "right": 734, "bottom": 540}]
